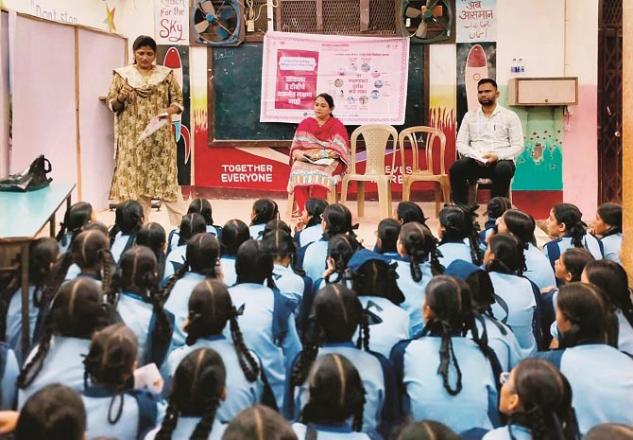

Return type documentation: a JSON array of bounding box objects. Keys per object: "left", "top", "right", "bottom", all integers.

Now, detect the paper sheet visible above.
[{"left": 138, "top": 113, "right": 169, "bottom": 143}]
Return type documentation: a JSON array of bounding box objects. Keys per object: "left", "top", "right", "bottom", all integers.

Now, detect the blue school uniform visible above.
[
  {"left": 479, "top": 226, "right": 495, "bottom": 251},
  {"left": 163, "top": 245, "right": 187, "bottom": 281},
  {"left": 249, "top": 224, "right": 266, "bottom": 240},
  {"left": 393, "top": 259, "right": 434, "bottom": 336},
  {"left": 18, "top": 336, "right": 91, "bottom": 408},
  {"left": 111, "top": 231, "right": 136, "bottom": 263},
  {"left": 473, "top": 316, "right": 523, "bottom": 372},
  {"left": 295, "top": 224, "right": 324, "bottom": 248},
  {"left": 542, "top": 234, "right": 603, "bottom": 269},
  {"left": 167, "top": 226, "right": 221, "bottom": 255},
  {"left": 161, "top": 335, "right": 264, "bottom": 422},
  {"left": 117, "top": 292, "right": 174, "bottom": 366},
  {"left": 220, "top": 256, "right": 237, "bottom": 287},
  {"left": 437, "top": 241, "right": 474, "bottom": 268},
  {"left": 6, "top": 286, "right": 42, "bottom": 364},
  {"left": 488, "top": 272, "right": 539, "bottom": 357},
  {"left": 163, "top": 272, "right": 207, "bottom": 349},
  {"left": 0, "top": 342, "right": 19, "bottom": 409},
  {"left": 616, "top": 311, "right": 633, "bottom": 355},
  {"left": 273, "top": 264, "right": 307, "bottom": 304},
  {"left": 482, "top": 425, "right": 531, "bottom": 440},
  {"left": 145, "top": 418, "right": 226, "bottom": 440},
  {"left": 285, "top": 342, "right": 396, "bottom": 435},
  {"left": 523, "top": 243, "right": 557, "bottom": 291},
  {"left": 391, "top": 336, "right": 499, "bottom": 433},
  {"left": 356, "top": 296, "right": 409, "bottom": 359},
  {"left": 82, "top": 386, "right": 159, "bottom": 440},
  {"left": 601, "top": 232, "right": 622, "bottom": 263},
  {"left": 292, "top": 423, "right": 374, "bottom": 440},
  {"left": 58, "top": 232, "right": 73, "bottom": 254},
  {"left": 302, "top": 238, "right": 329, "bottom": 283},
  {"left": 229, "top": 282, "right": 300, "bottom": 409},
  {"left": 537, "top": 344, "right": 633, "bottom": 435}
]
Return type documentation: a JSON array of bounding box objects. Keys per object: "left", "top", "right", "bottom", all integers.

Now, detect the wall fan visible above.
[
  {"left": 401, "top": 0, "right": 453, "bottom": 43},
  {"left": 191, "top": 0, "right": 245, "bottom": 47}
]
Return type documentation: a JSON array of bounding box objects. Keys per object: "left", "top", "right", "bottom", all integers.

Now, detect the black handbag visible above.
[{"left": 0, "top": 155, "right": 52, "bottom": 192}]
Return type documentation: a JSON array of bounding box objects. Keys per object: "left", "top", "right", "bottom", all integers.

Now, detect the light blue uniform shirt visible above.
[
  {"left": 111, "top": 231, "right": 135, "bottom": 263},
  {"left": 393, "top": 259, "right": 433, "bottom": 336},
  {"left": 601, "top": 232, "right": 622, "bottom": 263},
  {"left": 163, "top": 245, "right": 187, "bottom": 281},
  {"left": 296, "top": 224, "right": 324, "bottom": 248},
  {"left": 437, "top": 242, "right": 474, "bottom": 268},
  {"left": 220, "top": 256, "right": 237, "bottom": 287},
  {"left": 82, "top": 387, "right": 159, "bottom": 440},
  {"left": 162, "top": 335, "right": 263, "bottom": 422},
  {"left": 18, "top": 336, "right": 91, "bottom": 409},
  {"left": 249, "top": 224, "right": 266, "bottom": 240},
  {"left": 537, "top": 344, "right": 633, "bottom": 435},
  {"left": 273, "top": 264, "right": 306, "bottom": 304},
  {"left": 229, "top": 282, "right": 301, "bottom": 409},
  {"left": 302, "top": 239, "right": 329, "bottom": 282},
  {"left": 58, "top": 232, "right": 73, "bottom": 254},
  {"left": 616, "top": 310, "right": 633, "bottom": 355},
  {"left": 288, "top": 342, "right": 388, "bottom": 434},
  {"left": 356, "top": 296, "right": 409, "bottom": 359},
  {"left": 164, "top": 272, "right": 207, "bottom": 350},
  {"left": 393, "top": 336, "right": 499, "bottom": 433},
  {"left": 6, "top": 286, "right": 41, "bottom": 364},
  {"left": 292, "top": 423, "right": 373, "bottom": 440},
  {"left": 0, "top": 343, "right": 19, "bottom": 409},
  {"left": 488, "top": 272, "right": 537, "bottom": 357},
  {"left": 472, "top": 315, "right": 523, "bottom": 372},
  {"left": 145, "top": 418, "right": 226, "bottom": 440},
  {"left": 543, "top": 234, "right": 603, "bottom": 267},
  {"left": 483, "top": 424, "right": 531, "bottom": 440},
  {"left": 523, "top": 243, "right": 556, "bottom": 291}
]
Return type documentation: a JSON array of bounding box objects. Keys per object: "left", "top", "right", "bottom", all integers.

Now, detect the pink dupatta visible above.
[{"left": 289, "top": 117, "right": 350, "bottom": 171}]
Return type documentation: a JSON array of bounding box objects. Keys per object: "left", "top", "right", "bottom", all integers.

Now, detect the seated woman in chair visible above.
[{"left": 288, "top": 93, "right": 349, "bottom": 217}]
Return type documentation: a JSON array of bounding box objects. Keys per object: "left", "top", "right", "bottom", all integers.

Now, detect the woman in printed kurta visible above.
[
  {"left": 107, "top": 35, "right": 186, "bottom": 225},
  {"left": 288, "top": 93, "right": 349, "bottom": 215}
]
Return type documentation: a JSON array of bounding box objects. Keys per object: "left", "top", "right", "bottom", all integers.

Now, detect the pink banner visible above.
[{"left": 261, "top": 31, "right": 410, "bottom": 125}]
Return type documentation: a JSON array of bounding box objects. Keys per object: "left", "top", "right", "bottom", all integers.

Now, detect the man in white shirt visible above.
[{"left": 450, "top": 78, "right": 525, "bottom": 204}]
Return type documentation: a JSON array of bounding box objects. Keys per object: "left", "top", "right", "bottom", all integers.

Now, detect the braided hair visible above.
[
  {"left": 326, "top": 234, "right": 360, "bottom": 284},
  {"left": 185, "top": 279, "right": 260, "bottom": 381},
  {"left": 396, "top": 201, "right": 428, "bottom": 227},
  {"left": 83, "top": 323, "right": 138, "bottom": 424},
  {"left": 485, "top": 234, "right": 526, "bottom": 277},
  {"left": 55, "top": 201, "right": 93, "bottom": 245},
  {"left": 508, "top": 358, "right": 579, "bottom": 440},
  {"left": 176, "top": 213, "right": 207, "bottom": 247},
  {"left": 486, "top": 197, "right": 511, "bottom": 225},
  {"left": 106, "top": 246, "right": 173, "bottom": 364},
  {"left": 584, "top": 260, "right": 633, "bottom": 330},
  {"left": 551, "top": 203, "right": 587, "bottom": 248},
  {"left": 188, "top": 198, "right": 214, "bottom": 226},
  {"left": 262, "top": 228, "right": 305, "bottom": 276},
  {"left": 399, "top": 222, "right": 444, "bottom": 282},
  {"left": 109, "top": 200, "right": 144, "bottom": 246},
  {"left": 220, "top": 219, "right": 250, "bottom": 257},
  {"left": 263, "top": 219, "right": 292, "bottom": 237},
  {"left": 235, "top": 240, "right": 276, "bottom": 289},
  {"left": 162, "top": 233, "right": 220, "bottom": 303},
  {"left": 376, "top": 218, "right": 400, "bottom": 254},
  {"left": 156, "top": 348, "right": 226, "bottom": 440},
  {"left": 439, "top": 206, "right": 483, "bottom": 265},
  {"left": 322, "top": 204, "right": 358, "bottom": 239},
  {"left": 301, "top": 354, "right": 366, "bottom": 432},
  {"left": 290, "top": 284, "right": 368, "bottom": 388},
  {"left": 349, "top": 258, "right": 404, "bottom": 306},
  {"left": 501, "top": 209, "right": 537, "bottom": 247},
  {"left": 18, "top": 277, "right": 114, "bottom": 388},
  {"left": 251, "top": 198, "right": 279, "bottom": 226},
  {"left": 136, "top": 222, "right": 167, "bottom": 278},
  {"left": 222, "top": 405, "right": 297, "bottom": 440}
]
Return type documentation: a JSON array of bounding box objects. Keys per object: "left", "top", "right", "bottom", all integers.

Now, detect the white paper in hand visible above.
[
  {"left": 138, "top": 114, "right": 169, "bottom": 143},
  {"left": 133, "top": 363, "right": 163, "bottom": 394}
]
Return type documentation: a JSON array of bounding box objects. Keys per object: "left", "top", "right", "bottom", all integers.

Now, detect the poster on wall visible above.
[
  {"left": 456, "top": 0, "right": 496, "bottom": 43},
  {"left": 260, "top": 31, "right": 410, "bottom": 125},
  {"left": 154, "top": 0, "right": 189, "bottom": 45},
  {"left": 157, "top": 45, "right": 191, "bottom": 185},
  {"left": 456, "top": 42, "right": 496, "bottom": 128}
]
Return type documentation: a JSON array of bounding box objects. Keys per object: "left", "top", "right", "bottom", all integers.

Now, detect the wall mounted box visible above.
[{"left": 507, "top": 77, "right": 578, "bottom": 106}]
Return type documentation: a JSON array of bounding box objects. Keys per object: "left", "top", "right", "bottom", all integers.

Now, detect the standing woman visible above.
[
  {"left": 107, "top": 35, "right": 187, "bottom": 226},
  {"left": 287, "top": 93, "right": 349, "bottom": 216}
]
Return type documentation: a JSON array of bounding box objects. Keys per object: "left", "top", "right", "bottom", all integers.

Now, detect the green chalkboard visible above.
[{"left": 210, "top": 43, "right": 425, "bottom": 143}]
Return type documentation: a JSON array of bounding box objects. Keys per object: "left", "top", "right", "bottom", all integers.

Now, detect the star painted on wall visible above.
[{"left": 104, "top": 4, "right": 116, "bottom": 32}]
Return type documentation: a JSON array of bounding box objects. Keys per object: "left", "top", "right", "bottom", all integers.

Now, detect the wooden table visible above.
[{"left": 0, "top": 183, "right": 75, "bottom": 357}]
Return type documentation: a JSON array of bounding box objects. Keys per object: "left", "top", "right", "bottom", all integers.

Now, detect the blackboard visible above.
[{"left": 209, "top": 42, "right": 425, "bottom": 146}]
